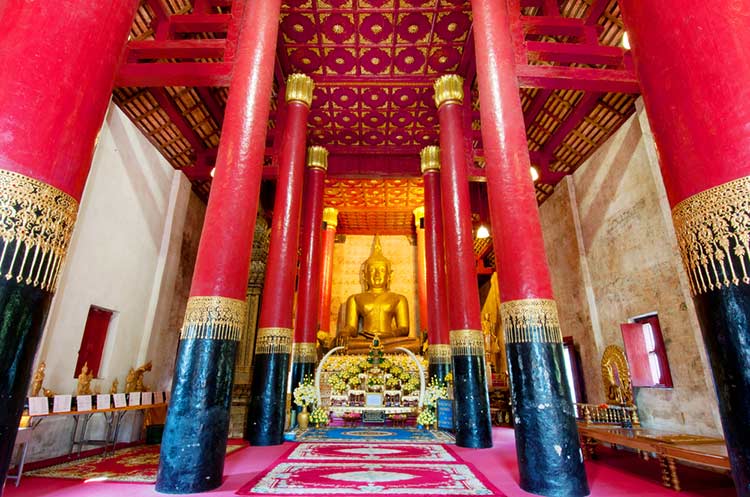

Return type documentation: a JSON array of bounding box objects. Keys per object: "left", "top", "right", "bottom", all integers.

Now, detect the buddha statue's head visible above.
[{"left": 363, "top": 235, "right": 392, "bottom": 291}]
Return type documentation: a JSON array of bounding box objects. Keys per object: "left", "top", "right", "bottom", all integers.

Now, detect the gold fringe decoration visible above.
[
  {"left": 450, "top": 329, "right": 485, "bottom": 356},
  {"left": 256, "top": 327, "right": 293, "bottom": 355},
  {"left": 428, "top": 344, "right": 452, "bottom": 364},
  {"left": 180, "top": 296, "right": 247, "bottom": 341},
  {"left": 0, "top": 170, "right": 78, "bottom": 292},
  {"left": 672, "top": 176, "right": 750, "bottom": 296},
  {"left": 500, "top": 299, "right": 563, "bottom": 344},
  {"left": 293, "top": 342, "right": 317, "bottom": 363}
]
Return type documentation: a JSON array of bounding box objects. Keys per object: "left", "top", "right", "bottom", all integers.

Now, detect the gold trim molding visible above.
[
  {"left": 256, "top": 327, "right": 293, "bottom": 355},
  {"left": 672, "top": 176, "right": 750, "bottom": 296},
  {"left": 500, "top": 299, "right": 563, "bottom": 344},
  {"left": 322, "top": 207, "right": 339, "bottom": 228},
  {"left": 0, "top": 169, "right": 78, "bottom": 292},
  {"left": 307, "top": 146, "right": 328, "bottom": 171},
  {"left": 293, "top": 342, "right": 317, "bottom": 363},
  {"left": 420, "top": 146, "right": 441, "bottom": 173},
  {"left": 450, "top": 329, "right": 484, "bottom": 356},
  {"left": 428, "top": 344, "right": 452, "bottom": 364},
  {"left": 433, "top": 74, "right": 464, "bottom": 109},
  {"left": 286, "top": 73, "right": 314, "bottom": 107},
  {"left": 180, "top": 296, "right": 247, "bottom": 341}
]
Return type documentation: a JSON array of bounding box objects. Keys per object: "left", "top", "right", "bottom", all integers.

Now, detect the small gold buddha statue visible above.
[
  {"left": 30, "top": 361, "right": 46, "bottom": 397},
  {"left": 76, "top": 362, "right": 94, "bottom": 396},
  {"left": 110, "top": 378, "right": 119, "bottom": 395},
  {"left": 336, "top": 236, "right": 420, "bottom": 353}
]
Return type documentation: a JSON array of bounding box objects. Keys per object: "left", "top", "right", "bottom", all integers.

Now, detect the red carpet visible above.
[
  {"left": 5, "top": 428, "right": 735, "bottom": 497},
  {"left": 237, "top": 444, "right": 503, "bottom": 496}
]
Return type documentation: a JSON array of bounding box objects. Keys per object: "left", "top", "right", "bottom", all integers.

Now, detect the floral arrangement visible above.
[
  {"left": 385, "top": 375, "right": 401, "bottom": 389},
  {"left": 367, "top": 375, "right": 384, "bottom": 388},
  {"left": 417, "top": 408, "right": 436, "bottom": 427},
  {"left": 310, "top": 406, "right": 329, "bottom": 427},
  {"left": 423, "top": 378, "right": 448, "bottom": 408},
  {"left": 328, "top": 373, "right": 348, "bottom": 395},
  {"left": 293, "top": 375, "right": 317, "bottom": 409},
  {"left": 403, "top": 376, "right": 420, "bottom": 394},
  {"left": 444, "top": 372, "right": 453, "bottom": 383}
]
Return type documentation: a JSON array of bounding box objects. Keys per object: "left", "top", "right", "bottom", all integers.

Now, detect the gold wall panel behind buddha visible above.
[
  {"left": 500, "top": 299, "right": 563, "bottom": 344},
  {"left": 180, "top": 296, "right": 248, "bottom": 341},
  {"left": 256, "top": 327, "right": 294, "bottom": 355},
  {"left": 0, "top": 169, "right": 79, "bottom": 293},
  {"left": 672, "top": 175, "right": 750, "bottom": 296}
]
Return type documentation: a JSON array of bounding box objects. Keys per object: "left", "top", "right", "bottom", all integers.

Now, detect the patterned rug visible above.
[
  {"left": 27, "top": 442, "right": 247, "bottom": 483},
  {"left": 237, "top": 443, "right": 503, "bottom": 496},
  {"left": 296, "top": 427, "right": 455, "bottom": 444}
]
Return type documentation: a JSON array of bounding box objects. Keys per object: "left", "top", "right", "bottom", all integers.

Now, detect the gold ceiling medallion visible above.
[
  {"left": 256, "top": 327, "right": 294, "bottom": 355},
  {"left": 500, "top": 299, "right": 563, "bottom": 344},
  {"left": 180, "top": 296, "right": 248, "bottom": 341},
  {"left": 307, "top": 146, "right": 329, "bottom": 171},
  {"left": 672, "top": 175, "right": 750, "bottom": 296},
  {"left": 420, "top": 145, "right": 441, "bottom": 173},
  {"left": 293, "top": 342, "right": 317, "bottom": 363},
  {"left": 450, "top": 329, "right": 485, "bottom": 357},
  {"left": 428, "top": 343, "right": 452, "bottom": 364},
  {"left": 433, "top": 74, "right": 464, "bottom": 109},
  {"left": 0, "top": 169, "right": 79, "bottom": 293},
  {"left": 286, "top": 73, "right": 315, "bottom": 107}
]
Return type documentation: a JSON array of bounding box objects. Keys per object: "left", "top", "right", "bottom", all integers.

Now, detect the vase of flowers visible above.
[
  {"left": 297, "top": 405, "right": 310, "bottom": 430},
  {"left": 293, "top": 375, "right": 317, "bottom": 430},
  {"left": 417, "top": 408, "right": 436, "bottom": 429},
  {"left": 310, "top": 406, "right": 329, "bottom": 428}
]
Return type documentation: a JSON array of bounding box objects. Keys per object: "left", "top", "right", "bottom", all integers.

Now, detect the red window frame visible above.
[
  {"left": 621, "top": 314, "right": 673, "bottom": 388},
  {"left": 74, "top": 306, "right": 114, "bottom": 378}
]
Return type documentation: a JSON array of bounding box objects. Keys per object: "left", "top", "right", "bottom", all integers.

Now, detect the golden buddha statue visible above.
[
  {"left": 30, "top": 361, "right": 46, "bottom": 397},
  {"left": 336, "top": 236, "right": 420, "bottom": 353},
  {"left": 76, "top": 362, "right": 93, "bottom": 396}
]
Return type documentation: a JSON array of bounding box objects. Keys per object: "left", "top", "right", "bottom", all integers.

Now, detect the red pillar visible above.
[
  {"left": 619, "top": 3, "right": 750, "bottom": 493},
  {"left": 247, "top": 74, "right": 314, "bottom": 446},
  {"left": 319, "top": 207, "right": 338, "bottom": 338},
  {"left": 470, "top": 0, "right": 588, "bottom": 495},
  {"left": 434, "top": 75, "right": 492, "bottom": 448},
  {"left": 291, "top": 146, "right": 328, "bottom": 393},
  {"left": 420, "top": 146, "right": 452, "bottom": 382},
  {"left": 0, "top": 1, "right": 138, "bottom": 491},
  {"left": 155, "top": 2, "right": 283, "bottom": 492},
  {"left": 413, "top": 206, "right": 428, "bottom": 343}
]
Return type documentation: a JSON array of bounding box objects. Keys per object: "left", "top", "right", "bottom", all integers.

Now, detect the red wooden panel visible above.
[
  {"left": 74, "top": 307, "right": 113, "bottom": 378},
  {"left": 620, "top": 322, "right": 653, "bottom": 387}
]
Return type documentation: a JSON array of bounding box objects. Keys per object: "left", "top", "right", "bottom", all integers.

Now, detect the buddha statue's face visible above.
[{"left": 365, "top": 261, "right": 389, "bottom": 291}]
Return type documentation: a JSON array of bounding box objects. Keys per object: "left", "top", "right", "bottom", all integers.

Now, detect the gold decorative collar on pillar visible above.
[
  {"left": 433, "top": 74, "right": 464, "bottom": 109},
  {"left": 286, "top": 73, "right": 314, "bottom": 107},
  {"left": 420, "top": 146, "right": 441, "bottom": 173},
  {"left": 307, "top": 146, "right": 328, "bottom": 171}
]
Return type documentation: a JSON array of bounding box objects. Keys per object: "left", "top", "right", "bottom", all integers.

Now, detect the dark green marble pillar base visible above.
[
  {"left": 246, "top": 352, "right": 290, "bottom": 445},
  {"left": 155, "top": 338, "right": 237, "bottom": 494},
  {"left": 428, "top": 361, "right": 451, "bottom": 384},
  {"left": 0, "top": 279, "right": 51, "bottom": 494},
  {"left": 507, "top": 342, "right": 589, "bottom": 497},
  {"left": 451, "top": 354, "right": 492, "bottom": 448},
  {"left": 694, "top": 284, "right": 750, "bottom": 497}
]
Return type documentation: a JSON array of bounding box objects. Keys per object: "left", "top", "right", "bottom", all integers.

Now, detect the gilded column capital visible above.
[
  {"left": 307, "top": 146, "right": 328, "bottom": 171},
  {"left": 180, "top": 296, "right": 248, "bottom": 341},
  {"left": 0, "top": 169, "right": 79, "bottom": 292},
  {"left": 256, "top": 327, "right": 293, "bottom": 355},
  {"left": 672, "top": 175, "right": 750, "bottom": 296},
  {"left": 420, "top": 145, "right": 441, "bottom": 173},
  {"left": 500, "top": 298, "right": 563, "bottom": 344},
  {"left": 413, "top": 206, "right": 425, "bottom": 228},
  {"left": 322, "top": 206, "right": 339, "bottom": 228},
  {"left": 433, "top": 74, "right": 464, "bottom": 109},
  {"left": 285, "top": 73, "right": 314, "bottom": 107},
  {"left": 450, "top": 329, "right": 485, "bottom": 356}
]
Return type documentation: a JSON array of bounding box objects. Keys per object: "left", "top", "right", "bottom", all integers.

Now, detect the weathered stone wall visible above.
[{"left": 539, "top": 101, "right": 722, "bottom": 436}]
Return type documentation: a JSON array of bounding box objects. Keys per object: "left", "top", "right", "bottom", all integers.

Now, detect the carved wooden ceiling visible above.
[{"left": 113, "top": 0, "right": 638, "bottom": 237}]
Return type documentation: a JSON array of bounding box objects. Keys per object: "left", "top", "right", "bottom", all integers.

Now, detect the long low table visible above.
[{"left": 577, "top": 424, "right": 730, "bottom": 491}]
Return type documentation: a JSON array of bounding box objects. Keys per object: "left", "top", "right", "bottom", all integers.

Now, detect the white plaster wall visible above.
[{"left": 26, "top": 103, "right": 198, "bottom": 462}]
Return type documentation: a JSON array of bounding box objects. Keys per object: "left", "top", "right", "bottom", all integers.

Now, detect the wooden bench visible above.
[{"left": 578, "top": 424, "right": 730, "bottom": 491}]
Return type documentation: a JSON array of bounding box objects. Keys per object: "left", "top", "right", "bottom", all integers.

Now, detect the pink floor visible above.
[{"left": 4, "top": 428, "right": 735, "bottom": 497}]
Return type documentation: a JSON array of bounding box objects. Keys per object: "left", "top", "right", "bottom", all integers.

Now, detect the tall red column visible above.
[
  {"left": 434, "top": 75, "right": 492, "bottom": 448},
  {"left": 318, "top": 207, "right": 338, "bottom": 341},
  {"left": 0, "top": 1, "right": 138, "bottom": 491},
  {"left": 291, "top": 147, "right": 328, "bottom": 395},
  {"left": 413, "top": 206, "right": 428, "bottom": 343},
  {"left": 247, "top": 74, "right": 313, "bottom": 446},
  {"left": 619, "top": 3, "right": 750, "bottom": 494},
  {"left": 420, "top": 146, "right": 452, "bottom": 382},
  {"left": 470, "top": 1, "right": 588, "bottom": 495},
  {"left": 155, "top": 2, "right": 283, "bottom": 492}
]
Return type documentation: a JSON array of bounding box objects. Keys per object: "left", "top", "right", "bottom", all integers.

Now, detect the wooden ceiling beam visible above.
[
  {"left": 126, "top": 39, "right": 226, "bottom": 60},
  {"left": 196, "top": 87, "right": 225, "bottom": 127},
  {"left": 516, "top": 65, "right": 639, "bottom": 93},
  {"left": 150, "top": 88, "right": 208, "bottom": 159},
  {"left": 525, "top": 40, "right": 626, "bottom": 66},
  {"left": 116, "top": 62, "right": 232, "bottom": 87}
]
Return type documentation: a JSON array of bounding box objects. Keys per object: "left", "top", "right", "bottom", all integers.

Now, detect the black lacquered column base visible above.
[
  {"left": 451, "top": 354, "right": 492, "bottom": 448},
  {"left": 693, "top": 284, "right": 750, "bottom": 497},
  {"left": 507, "top": 342, "right": 589, "bottom": 497},
  {"left": 290, "top": 360, "right": 315, "bottom": 395},
  {"left": 155, "top": 338, "right": 237, "bottom": 494},
  {"left": 0, "top": 279, "right": 52, "bottom": 492},
  {"left": 246, "top": 352, "right": 290, "bottom": 445},
  {"left": 428, "top": 361, "right": 451, "bottom": 384}
]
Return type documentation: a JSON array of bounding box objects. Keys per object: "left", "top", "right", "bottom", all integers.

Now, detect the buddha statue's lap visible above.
[{"left": 335, "top": 236, "right": 420, "bottom": 354}]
